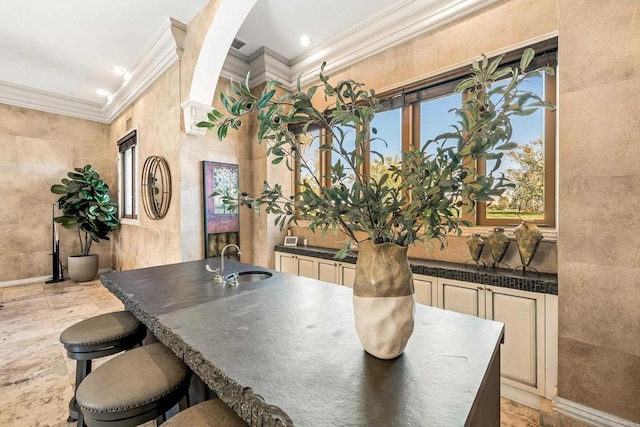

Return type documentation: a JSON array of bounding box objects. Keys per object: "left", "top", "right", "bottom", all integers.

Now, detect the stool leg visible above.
[
  {"left": 77, "top": 409, "right": 85, "bottom": 427},
  {"left": 68, "top": 359, "right": 91, "bottom": 422}
]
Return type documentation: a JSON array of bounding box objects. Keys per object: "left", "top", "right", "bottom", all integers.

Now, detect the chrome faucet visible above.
[{"left": 220, "top": 244, "right": 241, "bottom": 281}]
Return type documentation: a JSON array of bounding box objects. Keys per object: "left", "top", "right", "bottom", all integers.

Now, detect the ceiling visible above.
[{"left": 0, "top": 0, "right": 497, "bottom": 123}]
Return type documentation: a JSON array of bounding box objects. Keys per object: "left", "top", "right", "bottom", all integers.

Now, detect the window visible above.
[
  {"left": 117, "top": 129, "right": 138, "bottom": 222},
  {"left": 370, "top": 108, "right": 403, "bottom": 181},
  {"left": 294, "top": 39, "right": 557, "bottom": 228},
  {"left": 296, "top": 126, "right": 322, "bottom": 194},
  {"left": 419, "top": 92, "right": 463, "bottom": 155},
  {"left": 476, "top": 72, "right": 556, "bottom": 227}
]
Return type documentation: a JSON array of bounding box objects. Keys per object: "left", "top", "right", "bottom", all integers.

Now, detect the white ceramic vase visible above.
[{"left": 352, "top": 241, "right": 415, "bottom": 359}]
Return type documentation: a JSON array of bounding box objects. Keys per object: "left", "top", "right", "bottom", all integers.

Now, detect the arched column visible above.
[{"left": 181, "top": 0, "right": 257, "bottom": 135}]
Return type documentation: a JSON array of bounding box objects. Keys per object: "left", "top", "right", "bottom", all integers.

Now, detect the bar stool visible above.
[
  {"left": 76, "top": 342, "right": 191, "bottom": 426},
  {"left": 60, "top": 310, "right": 146, "bottom": 424},
  {"left": 163, "top": 399, "right": 247, "bottom": 426}
]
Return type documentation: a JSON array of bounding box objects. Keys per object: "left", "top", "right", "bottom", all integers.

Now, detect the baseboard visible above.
[
  {"left": 501, "top": 382, "right": 543, "bottom": 409},
  {"left": 554, "top": 397, "right": 639, "bottom": 427},
  {"left": 0, "top": 275, "right": 52, "bottom": 288},
  {"left": 0, "top": 268, "right": 114, "bottom": 289}
]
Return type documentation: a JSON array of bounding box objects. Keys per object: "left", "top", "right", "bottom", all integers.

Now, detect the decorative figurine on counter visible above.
[
  {"left": 513, "top": 221, "right": 543, "bottom": 276},
  {"left": 465, "top": 233, "right": 487, "bottom": 269},
  {"left": 486, "top": 227, "right": 511, "bottom": 269}
]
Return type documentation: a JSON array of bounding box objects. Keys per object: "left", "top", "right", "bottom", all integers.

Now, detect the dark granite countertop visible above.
[
  {"left": 275, "top": 244, "right": 558, "bottom": 295},
  {"left": 102, "top": 259, "right": 504, "bottom": 426}
]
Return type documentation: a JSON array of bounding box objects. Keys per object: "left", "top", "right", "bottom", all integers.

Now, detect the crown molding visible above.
[
  {"left": 0, "top": 80, "right": 105, "bottom": 122},
  {"left": 291, "top": 0, "right": 500, "bottom": 87},
  {"left": 220, "top": 0, "right": 500, "bottom": 92},
  {"left": 0, "top": 19, "right": 186, "bottom": 124},
  {"left": 2, "top": 1, "right": 500, "bottom": 122},
  {"left": 104, "top": 19, "right": 186, "bottom": 123}
]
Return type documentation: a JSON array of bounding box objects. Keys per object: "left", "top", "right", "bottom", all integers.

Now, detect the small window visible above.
[
  {"left": 117, "top": 129, "right": 138, "bottom": 222},
  {"left": 370, "top": 108, "right": 403, "bottom": 181},
  {"left": 476, "top": 71, "right": 556, "bottom": 227},
  {"left": 331, "top": 125, "right": 359, "bottom": 188},
  {"left": 419, "top": 92, "right": 463, "bottom": 155},
  {"left": 296, "top": 126, "right": 322, "bottom": 194}
]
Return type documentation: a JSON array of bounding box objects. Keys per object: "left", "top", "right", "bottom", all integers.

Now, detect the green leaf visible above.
[
  {"left": 197, "top": 121, "right": 214, "bottom": 129},
  {"left": 520, "top": 48, "right": 535, "bottom": 70},
  {"left": 51, "top": 184, "right": 67, "bottom": 194},
  {"left": 257, "top": 89, "right": 276, "bottom": 109}
]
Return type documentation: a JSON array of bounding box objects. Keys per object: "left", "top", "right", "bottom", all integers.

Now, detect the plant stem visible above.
[{"left": 77, "top": 226, "right": 84, "bottom": 256}]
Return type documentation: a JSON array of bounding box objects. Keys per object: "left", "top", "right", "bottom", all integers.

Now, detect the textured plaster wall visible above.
[
  {"left": 246, "top": 84, "right": 292, "bottom": 269},
  {"left": 0, "top": 104, "right": 112, "bottom": 282},
  {"left": 556, "top": 0, "right": 640, "bottom": 421},
  {"left": 177, "top": 76, "right": 250, "bottom": 264},
  {"left": 292, "top": 0, "right": 559, "bottom": 274},
  {"left": 177, "top": 0, "right": 254, "bottom": 264},
  {"left": 110, "top": 64, "right": 183, "bottom": 271}
]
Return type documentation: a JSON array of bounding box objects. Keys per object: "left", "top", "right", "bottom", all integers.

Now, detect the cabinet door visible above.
[
  {"left": 316, "top": 259, "right": 338, "bottom": 284},
  {"left": 276, "top": 252, "right": 298, "bottom": 275},
  {"left": 486, "top": 286, "right": 544, "bottom": 391},
  {"left": 414, "top": 274, "right": 437, "bottom": 307},
  {"left": 297, "top": 255, "right": 316, "bottom": 279},
  {"left": 437, "top": 279, "right": 485, "bottom": 318},
  {"left": 338, "top": 263, "right": 355, "bottom": 288}
]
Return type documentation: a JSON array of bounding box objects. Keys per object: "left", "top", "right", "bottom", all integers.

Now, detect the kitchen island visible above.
[{"left": 102, "top": 259, "right": 504, "bottom": 426}]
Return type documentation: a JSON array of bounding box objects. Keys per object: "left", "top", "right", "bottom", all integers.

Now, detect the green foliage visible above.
[
  {"left": 51, "top": 164, "right": 119, "bottom": 256},
  {"left": 197, "top": 49, "right": 554, "bottom": 257},
  {"left": 505, "top": 138, "right": 545, "bottom": 213}
]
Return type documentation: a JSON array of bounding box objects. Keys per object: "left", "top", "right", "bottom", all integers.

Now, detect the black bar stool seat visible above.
[
  {"left": 76, "top": 342, "right": 191, "bottom": 427},
  {"left": 163, "top": 399, "right": 247, "bottom": 426},
  {"left": 60, "top": 310, "right": 146, "bottom": 424}
]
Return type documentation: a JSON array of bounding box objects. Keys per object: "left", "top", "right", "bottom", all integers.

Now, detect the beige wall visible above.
[
  {"left": 110, "top": 64, "right": 183, "bottom": 271},
  {"left": 557, "top": 0, "right": 640, "bottom": 421},
  {"left": 0, "top": 104, "right": 112, "bottom": 281},
  {"left": 110, "top": 0, "right": 252, "bottom": 270},
  {"left": 176, "top": 0, "right": 256, "bottom": 265}
]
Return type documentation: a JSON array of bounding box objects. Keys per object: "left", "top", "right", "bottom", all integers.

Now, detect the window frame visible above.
[
  {"left": 117, "top": 128, "right": 139, "bottom": 225},
  {"left": 475, "top": 71, "right": 556, "bottom": 227},
  {"left": 293, "top": 38, "right": 557, "bottom": 229}
]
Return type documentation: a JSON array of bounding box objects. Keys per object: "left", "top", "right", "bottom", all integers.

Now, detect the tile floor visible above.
[{"left": 0, "top": 279, "right": 588, "bottom": 427}]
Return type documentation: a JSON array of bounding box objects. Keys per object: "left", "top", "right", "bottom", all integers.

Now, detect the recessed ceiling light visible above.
[
  {"left": 112, "top": 66, "right": 126, "bottom": 76},
  {"left": 299, "top": 35, "right": 312, "bottom": 47},
  {"left": 96, "top": 89, "right": 110, "bottom": 97}
]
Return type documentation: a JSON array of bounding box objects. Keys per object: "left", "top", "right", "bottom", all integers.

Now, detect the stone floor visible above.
[{"left": 0, "top": 279, "right": 588, "bottom": 427}]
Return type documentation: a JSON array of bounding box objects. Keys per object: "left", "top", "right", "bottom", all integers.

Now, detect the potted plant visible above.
[
  {"left": 197, "top": 49, "right": 554, "bottom": 358},
  {"left": 51, "top": 164, "right": 119, "bottom": 282}
]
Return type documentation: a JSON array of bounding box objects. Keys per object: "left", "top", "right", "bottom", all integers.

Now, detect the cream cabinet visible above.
[
  {"left": 436, "top": 279, "right": 555, "bottom": 402},
  {"left": 275, "top": 252, "right": 298, "bottom": 275},
  {"left": 275, "top": 252, "right": 318, "bottom": 278},
  {"left": 317, "top": 259, "right": 340, "bottom": 283},
  {"left": 338, "top": 263, "right": 355, "bottom": 287},
  {"left": 486, "top": 285, "right": 545, "bottom": 394},
  {"left": 413, "top": 274, "right": 437, "bottom": 307},
  {"left": 438, "top": 278, "right": 485, "bottom": 317},
  {"left": 275, "top": 251, "right": 355, "bottom": 287}
]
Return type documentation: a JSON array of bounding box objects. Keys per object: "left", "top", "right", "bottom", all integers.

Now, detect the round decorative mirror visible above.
[{"left": 141, "top": 156, "right": 172, "bottom": 220}]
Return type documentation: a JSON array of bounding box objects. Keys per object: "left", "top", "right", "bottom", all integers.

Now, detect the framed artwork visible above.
[
  {"left": 284, "top": 236, "right": 298, "bottom": 246},
  {"left": 203, "top": 161, "right": 239, "bottom": 258}
]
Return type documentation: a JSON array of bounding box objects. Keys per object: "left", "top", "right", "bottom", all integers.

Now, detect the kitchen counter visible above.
[
  {"left": 102, "top": 259, "right": 504, "bottom": 426},
  {"left": 275, "top": 244, "right": 558, "bottom": 295}
]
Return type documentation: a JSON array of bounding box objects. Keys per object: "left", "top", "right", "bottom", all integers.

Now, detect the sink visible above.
[{"left": 226, "top": 271, "right": 273, "bottom": 283}]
